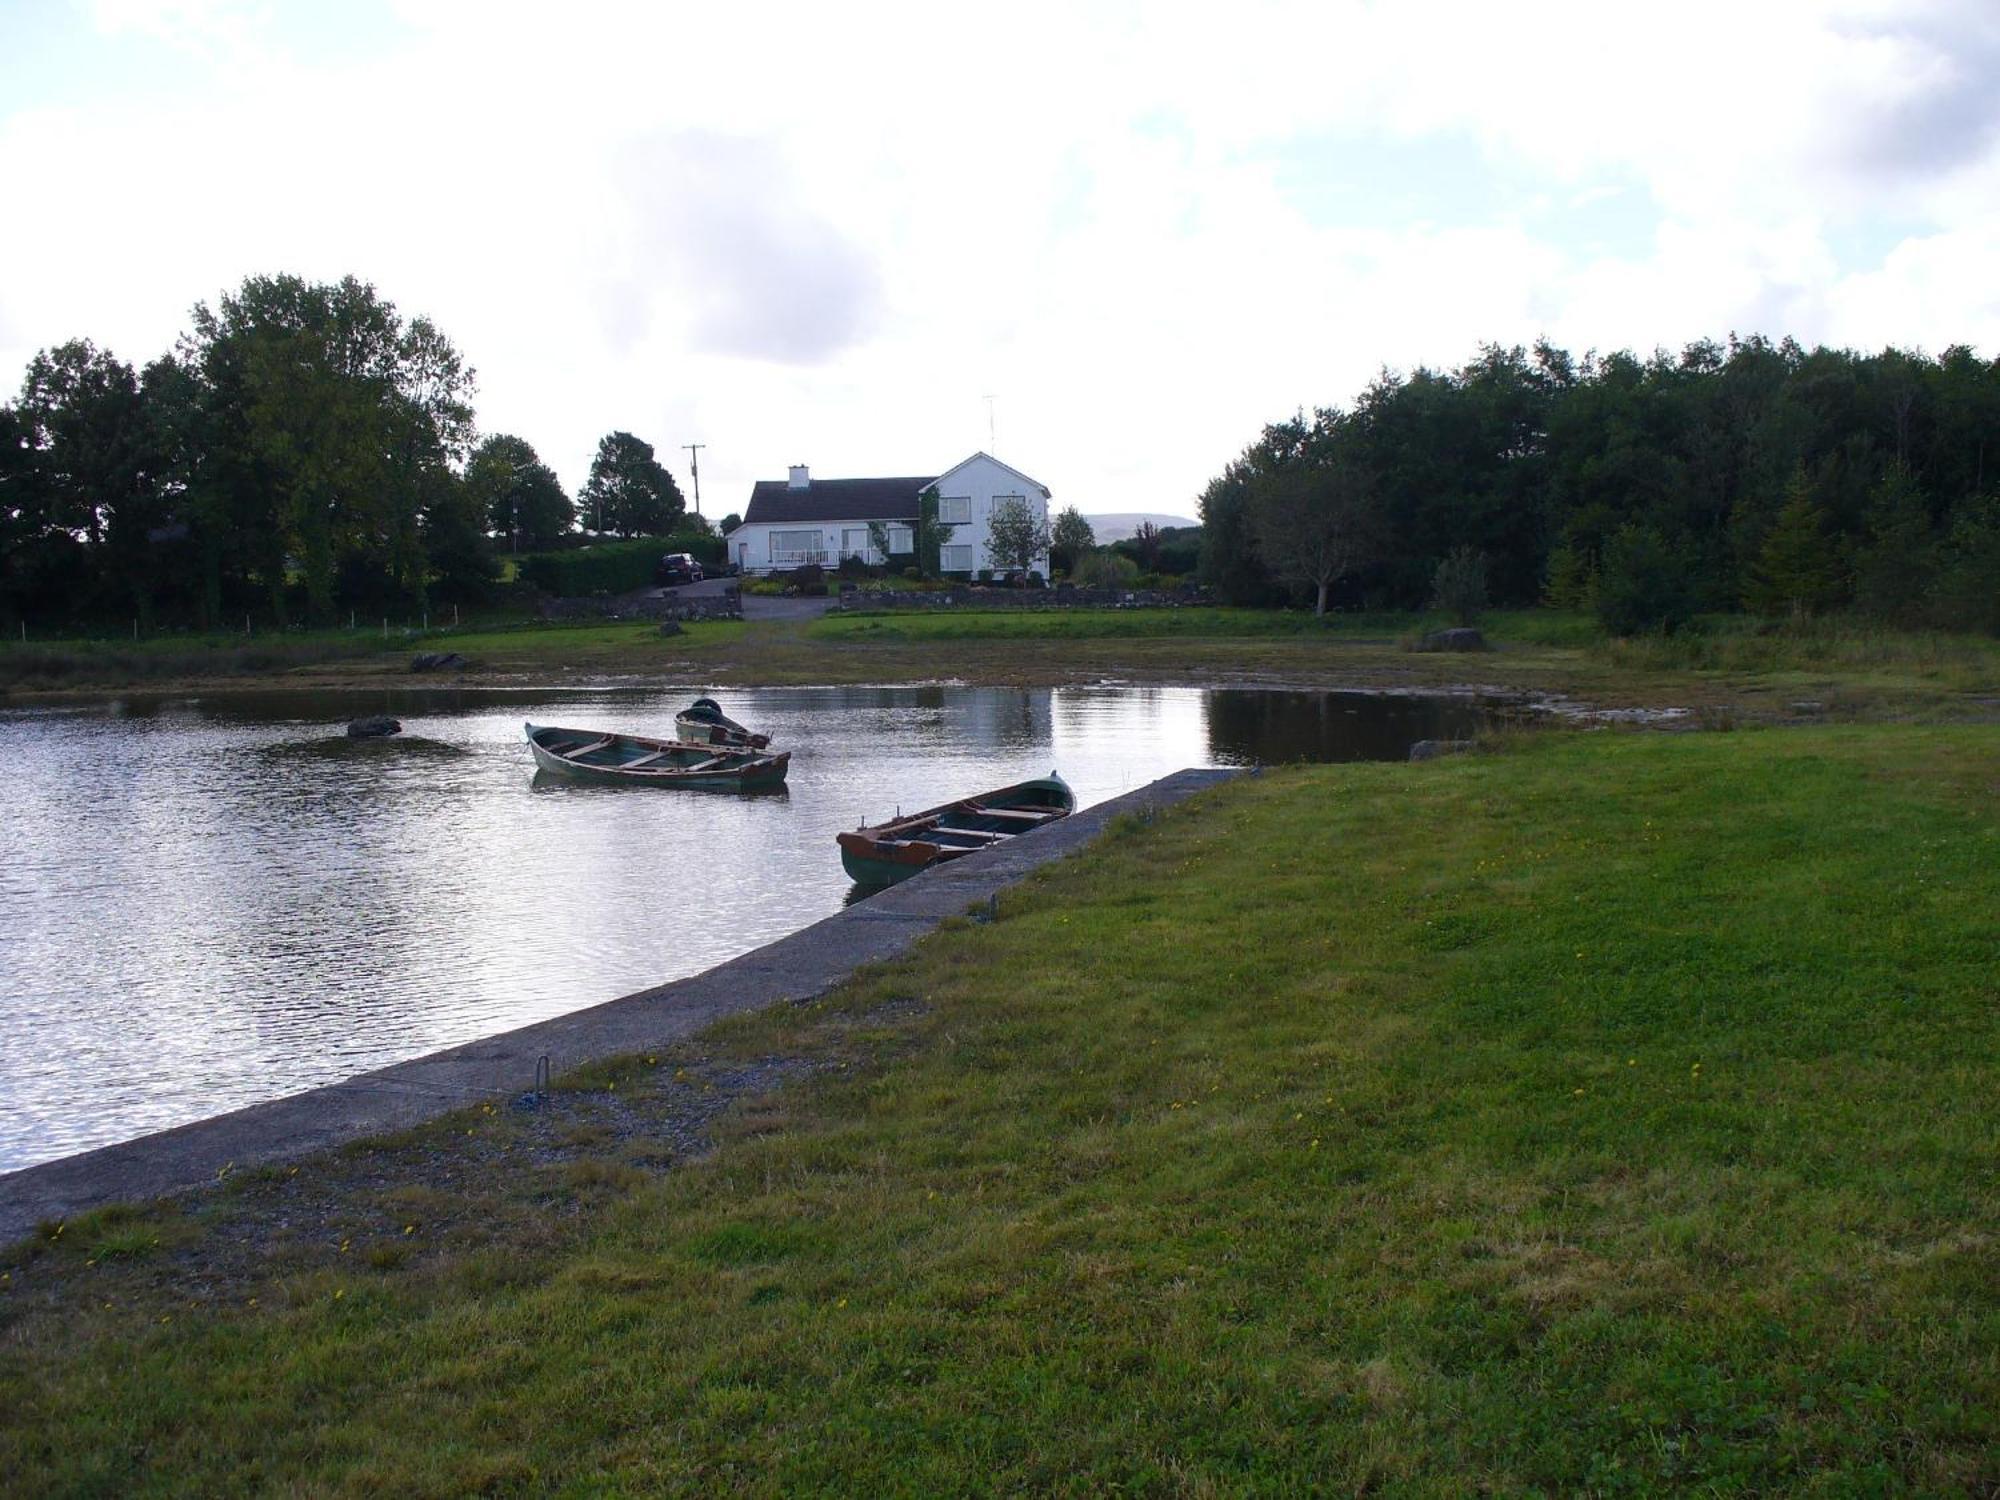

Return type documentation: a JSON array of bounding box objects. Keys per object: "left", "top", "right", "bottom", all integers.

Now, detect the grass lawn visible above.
[{"left": 4, "top": 725, "right": 1995, "bottom": 1493}]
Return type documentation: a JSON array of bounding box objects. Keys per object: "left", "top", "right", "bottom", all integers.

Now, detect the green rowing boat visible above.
[
  {"left": 838, "top": 773, "right": 1074, "bottom": 886},
  {"left": 524, "top": 722, "right": 789, "bottom": 789}
]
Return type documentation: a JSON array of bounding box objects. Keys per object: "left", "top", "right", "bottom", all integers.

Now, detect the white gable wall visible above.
[{"left": 929, "top": 454, "right": 1052, "bottom": 577}]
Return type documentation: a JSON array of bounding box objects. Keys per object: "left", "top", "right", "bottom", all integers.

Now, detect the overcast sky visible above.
[{"left": 4, "top": 0, "right": 1997, "bottom": 520}]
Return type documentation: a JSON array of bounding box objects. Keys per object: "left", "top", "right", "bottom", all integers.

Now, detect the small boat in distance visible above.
[
  {"left": 674, "top": 696, "right": 772, "bottom": 750},
  {"left": 524, "top": 722, "right": 789, "bottom": 789},
  {"left": 838, "top": 773, "right": 1075, "bottom": 886}
]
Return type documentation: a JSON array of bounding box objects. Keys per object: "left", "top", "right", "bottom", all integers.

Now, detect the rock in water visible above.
[{"left": 347, "top": 715, "right": 402, "bottom": 739}]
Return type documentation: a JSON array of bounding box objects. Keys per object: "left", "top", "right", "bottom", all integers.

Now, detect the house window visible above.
[
  {"left": 887, "top": 526, "right": 913, "bottom": 553},
  {"left": 940, "top": 543, "right": 974, "bottom": 573},
  {"left": 938, "top": 495, "right": 971, "bottom": 525},
  {"left": 841, "top": 528, "right": 871, "bottom": 558}
]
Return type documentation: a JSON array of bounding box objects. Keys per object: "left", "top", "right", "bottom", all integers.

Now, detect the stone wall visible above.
[{"left": 539, "top": 587, "right": 742, "bottom": 622}]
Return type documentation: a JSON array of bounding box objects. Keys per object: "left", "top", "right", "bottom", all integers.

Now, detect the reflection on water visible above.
[
  {"left": 0, "top": 684, "right": 1502, "bottom": 1170},
  {"left": 1205, "top": 689, "right": 1485, "bottom": 764}
]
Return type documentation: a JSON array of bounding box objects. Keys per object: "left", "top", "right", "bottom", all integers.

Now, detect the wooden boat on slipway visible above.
[
  {"left": 838, "top": 773, "right": 1075, "bottom": 886},
  {"left": 673, "top": 696, "right": 772, "bottom": 750},
  {"left": 524, "top": 722, "right": 789, "bottom": 789}
]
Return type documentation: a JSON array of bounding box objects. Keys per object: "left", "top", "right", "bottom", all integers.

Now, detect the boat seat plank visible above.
[
  {"left": 963, "top": 806, "right": 1058, "bottom": 823},
  {"left": 564, "top": 737, "right": 615, "bottom": 757},
  {"left": 623, "top": 750, "right": 675, "bottom": 768}
]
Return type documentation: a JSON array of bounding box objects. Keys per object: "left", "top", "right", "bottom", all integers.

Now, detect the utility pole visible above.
[
  {"left": 682, "top": 442, "right": 706, "bottom": 518},
  {"left": 983, "top": 395, "right": 997, "bottom": 454}
]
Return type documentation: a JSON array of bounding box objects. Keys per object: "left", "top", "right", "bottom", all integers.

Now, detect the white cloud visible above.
[{"left": 3, "top": 0, "right": 1997, "bottom": 513}]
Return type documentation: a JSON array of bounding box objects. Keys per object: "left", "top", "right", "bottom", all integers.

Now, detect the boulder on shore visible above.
[
  {"left": 409, "top": 651, "right": 466, "bottom": 673},
  {"left": 347, "top": 715, "right": 402, "bottom": 739}
]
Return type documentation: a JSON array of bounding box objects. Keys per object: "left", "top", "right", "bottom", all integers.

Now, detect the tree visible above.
[
  {"left": 12, "top": 339, "right": 180, "bottom": 626},
  {"left": 1930, "top": 498, "right": 2000, "bottom": 634},
  {"left": 578, "top": 431, "right": 684, "bottom": 536},
  {"left": 181, "top": 274, "right": 476, "bottom": 623},
  {"left": 1745, "top": 472, "right": 1845, "bottom": 617},
  {"left": 913, "top": 486, "right": 959, "bottom": 577},
  {"left": 1851, "top": 466, "right": 1937, "bottom": 625},
  {"left": 1131, "top": 519, "right": 1163, "bottom": 572},
  {"left": 718, "top": 511, "right": 742, "bottom": 535},
  {"left": 1429, "top": 545, "right": 1488, "bottom": 626},
  {"left": 1596, "top": 523, "right": 1695, "bottom": 635},
  {"left": 1197, "top": 462, "right": 1278, "bottom": 604},
  {"left": 985, "top": 496, "right": 1052, "bottom": 577},
  {"left": 467, "top": 434, "right": 571, "bottom": 550},
  {"left": 422, "top": 470, "right": 500, "bottom": 604},
  {"left": 1542, "top": 539, "right": 1596, "bottom": 609},
  {"left": 1247, "top": 413, "right": 1377, "bottom": 616},
  {"left": 1050, "top": 506, "right": 1095, "bottom": 575}
]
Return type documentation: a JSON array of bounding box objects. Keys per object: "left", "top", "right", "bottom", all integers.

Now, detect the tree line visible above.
[
  {"left": 1, "top": 274, "right": 693, "bottom": 631},
  {"left": 1198, "top": 337, "right": 2000, "bottom": 632}
]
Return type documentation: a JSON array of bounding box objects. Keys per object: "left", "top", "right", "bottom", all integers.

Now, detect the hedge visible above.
[{"left": 515, "top": 532, "right": 724, "bottom": 596}]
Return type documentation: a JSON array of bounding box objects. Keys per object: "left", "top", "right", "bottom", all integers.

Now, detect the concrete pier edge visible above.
[{"left": 1, "top": 767, "right": 1239, "bottom": 1244}]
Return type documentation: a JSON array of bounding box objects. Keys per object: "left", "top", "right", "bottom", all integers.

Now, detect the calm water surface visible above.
[{"left": 0, "top": 684, "right": 1492, "bottom": 1169}]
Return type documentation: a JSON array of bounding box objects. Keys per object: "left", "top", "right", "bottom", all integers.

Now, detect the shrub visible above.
[
  {"left": 1429, "top": 546, "right": 1489, "bottom": 626},
  {"left": 1078, "top": 548, "right": 1140, "bottom": 590}
]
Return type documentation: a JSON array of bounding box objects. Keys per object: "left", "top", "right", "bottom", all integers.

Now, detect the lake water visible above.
[{"left": 0, "top": 684, "right": 1496, "bottom": 1170}]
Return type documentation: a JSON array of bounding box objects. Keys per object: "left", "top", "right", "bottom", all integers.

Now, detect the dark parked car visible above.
[{"left": 655, "top": 552, "right": 704, "bottom": 586}]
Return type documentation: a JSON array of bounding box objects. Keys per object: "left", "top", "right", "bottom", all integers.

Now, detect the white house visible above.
[{"left": 725, "top": 453, "right": 1052, "bottom": 578}]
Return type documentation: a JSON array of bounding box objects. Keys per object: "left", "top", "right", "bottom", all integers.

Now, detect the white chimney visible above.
[{"left": 788, "top": 465, "right": 810, "bottom": 490}]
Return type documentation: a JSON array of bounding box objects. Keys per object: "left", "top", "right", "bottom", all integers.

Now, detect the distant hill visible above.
[{"left": 1080, "top": 512, "right": 1199, "bottom": 543}]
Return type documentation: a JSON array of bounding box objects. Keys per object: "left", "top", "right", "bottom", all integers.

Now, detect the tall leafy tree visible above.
[
  {"left": 182, "top": 274, "right": 476, "bottom": 623},
  {"left": 578, "top": 431, "right": 684, "bottom": 536},
  {"left": 467, "top": 434, "right": 572, "bottom": 550},
  {"left": 1246, "top": 412, "right": 1377, "bottom": 616},
  {"left": 13, "top": 340, "right": 170, "bottom": 624}
]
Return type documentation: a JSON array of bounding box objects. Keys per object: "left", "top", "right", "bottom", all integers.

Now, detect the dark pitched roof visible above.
[{"left": 741, "top": 475, "right": 937, "bottom": 525}]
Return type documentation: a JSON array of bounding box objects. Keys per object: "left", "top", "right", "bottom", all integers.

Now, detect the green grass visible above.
[
  {"left": 3, "top": 726, "right": 1995, "bottom": 1493},
  {"left": 1598, "top": 613, "right": 2000, "bottom": 685},
  {"left": 812, "top": 605, "right": 1472, "bottom": 642}
]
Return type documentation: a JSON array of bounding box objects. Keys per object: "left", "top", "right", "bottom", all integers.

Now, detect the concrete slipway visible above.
[{"left": 0, "top": 768, "right": 1237, "bottom": 1244}]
